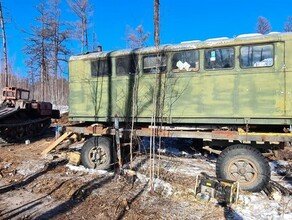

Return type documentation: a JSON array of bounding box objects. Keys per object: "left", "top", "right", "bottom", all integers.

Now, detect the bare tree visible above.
[
  {"left": 24, "top": 1, "right": 70, "bottom": 104},
  {"left": 256, "top": 16, "right": 271, "bottom": 34},
  {"left": 284, "top": 16, "right": 292, "bottom": 32},
  {"left": 126, "top": 25, "right": 150, "bottom": 49},
  {"left": 23, "top": 2, "right": 51, "bottom": 101},
  {"left": 0, "top": 0, "right": 9, "bottom": 87},
  {"left": 67, "top": 0, "right": 93, "bottom": 53},
  {"left": 47, "top": 0, "right": 70, "bottom": 104},
  {"left": 91, "top": 29, "right": 98, "bottom": 51},
  {"left": 0, "top": 2, "right": 52, "bottom": 96}
]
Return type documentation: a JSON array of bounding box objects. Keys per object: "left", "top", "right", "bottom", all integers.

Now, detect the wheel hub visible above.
[
  {"left": 239, "top": 167, "right": 246, "bottom": 175},
  {"left": 228, "top": 159, "right": 257, "bottom": 183},
  {"left": 89, "top": 147, "right": 106, "bottom": 166}
]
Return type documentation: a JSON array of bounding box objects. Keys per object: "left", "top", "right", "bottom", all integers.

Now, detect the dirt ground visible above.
[{"left": 0, "top": 128, "right": 292, "bottom": 220}]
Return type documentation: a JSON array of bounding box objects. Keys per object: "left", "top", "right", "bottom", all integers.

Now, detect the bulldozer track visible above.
[{"left": 0, "top": 117, "right": 51, "bottom": 143}]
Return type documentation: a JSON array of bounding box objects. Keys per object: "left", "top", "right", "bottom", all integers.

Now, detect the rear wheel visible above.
[
  {"left": 81, "top": 136, "right": 113, "bottom": 170},
  {"left": 216, "top": 144, "right": 270, "bottom": 192}
]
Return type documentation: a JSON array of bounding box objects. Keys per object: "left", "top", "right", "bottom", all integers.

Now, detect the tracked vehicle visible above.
[{"left": 0, "top": 87, "right": 60, "bottom": 143}]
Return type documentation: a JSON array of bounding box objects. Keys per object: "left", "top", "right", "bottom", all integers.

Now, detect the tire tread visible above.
[{"left": 216, "top": 144, "right": 270, "bottom": 192}]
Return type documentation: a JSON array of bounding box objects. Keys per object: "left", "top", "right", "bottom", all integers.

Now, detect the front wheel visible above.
[
  {"left": 81, "top": 136, "right": 113, "bottom": 170},
  {"left": 216, "top": 144, "right": 270, "bottom": 192}
]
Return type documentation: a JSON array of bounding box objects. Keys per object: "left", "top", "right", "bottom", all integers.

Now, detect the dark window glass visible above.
[
  {"left": 172, "top": 50, "right": 199, "bottom": 72},
  {"left": 116, "top": 55, "right": 137, "bottom": 76},
  {"left": 91, "top": 59, "right": 111, "bottom": 77},
  {"left": 143, "top": 54, "right": 166, "bottom": 74},
  {"left": 240, "top": 45, "right": 273, "bottom": 68},
  {"left": 3, "top": 91, "right": 14, "bottom": 97},
  {"left": 20, "top": 91, "right": 29, "bottom": 100},
  {"left": 204, "top": 47, "right": 234, "bottom": 70}
]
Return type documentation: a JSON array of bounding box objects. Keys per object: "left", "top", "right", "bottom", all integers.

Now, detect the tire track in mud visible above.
[{"left": 0, "top": 159, "right": 113, "bottom": 220}]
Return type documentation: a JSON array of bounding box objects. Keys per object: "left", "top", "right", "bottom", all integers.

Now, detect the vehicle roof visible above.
[{"left": 70, "top": 32, "right": 292, "bottom": 61}]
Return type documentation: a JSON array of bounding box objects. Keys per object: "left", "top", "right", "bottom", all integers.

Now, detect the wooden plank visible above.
[{"left": 41, "top": 131, "right": 73, "bottom": 155}]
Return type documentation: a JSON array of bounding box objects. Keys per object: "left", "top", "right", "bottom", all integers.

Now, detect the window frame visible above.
[
  {"left": 91, "top": 58, "right": 111, "bottom": 77},
  {"left": 115, "top": 55, "right": 138, "bottom": 76},
  {"left": 142, "top": 53, "right": 167, "bottom": 74},
  {"left": 239, "top": 44, "right": 274, "bottom": 69},
  {"left": 204, "top": 47, "right": 235, "bottom": 70},
  {"left": 171, "top": 50, "right": 200, "bottom": 73}
]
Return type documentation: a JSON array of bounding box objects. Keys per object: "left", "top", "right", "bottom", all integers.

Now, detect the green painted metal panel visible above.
[
  {"left": 68, "top": 33, "right": 292, "bottom": 125},
  {"left": 69, "top": 59, "right": 112, "bottom": 120}
]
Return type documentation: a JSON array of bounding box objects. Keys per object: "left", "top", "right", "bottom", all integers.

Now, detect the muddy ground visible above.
[{"left": 0, "top": 128, "right": 291, "bottom": 220}]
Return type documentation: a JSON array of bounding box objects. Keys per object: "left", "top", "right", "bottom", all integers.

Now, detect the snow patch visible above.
[
  {"left": 135, "top": 172, "right": 173, "bottom": 197},
  {"left": 17, "top": 160, "right": 46, "bottom": 176},
  {"left": 234, "top": 193, "right": 292, "bottom": 220},
  {"left": 53, "top": 105, "right": 68, "bottom": 114},
  {"left": 66, "top": 164, "right": 109, "bottom": 175}
]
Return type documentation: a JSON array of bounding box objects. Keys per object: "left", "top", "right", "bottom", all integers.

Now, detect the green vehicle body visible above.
[{"left": 68, "top": 32, "right": 292, "bottom": 127}]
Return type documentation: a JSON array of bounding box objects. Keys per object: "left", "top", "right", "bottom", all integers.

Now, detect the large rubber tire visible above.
[
  {"left": 216, "top": 144, "right": 270, "bottom": 192},
  {"left": 81, "top": 136, "right": 112, "bottom": 170}
]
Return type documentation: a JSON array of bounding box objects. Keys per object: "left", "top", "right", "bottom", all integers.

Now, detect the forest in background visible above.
[{"left": 0, "top": 0, "right": 291, "bottom": 106}]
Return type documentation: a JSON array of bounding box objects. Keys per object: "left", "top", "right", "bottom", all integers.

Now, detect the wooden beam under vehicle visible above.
[
  {"left": 41, "top": 131, "right": 73, "bottom": 155},
  {"left": 65, "top": 123, "right": 292, "bottom": 145}
]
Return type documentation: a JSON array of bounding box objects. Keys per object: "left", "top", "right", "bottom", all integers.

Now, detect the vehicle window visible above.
[
  {"left": 172, "top": 50, "right": 199, "bottom": 72},
  {"left": 21, "top": 91, "right": 29, "bottom": 100},
  {"left": 204, "top": 47, "right": 234, "bottom": 70},
  {"left": 116, "top": 55, "right": 137, "bottom": 76},
  {"left": 240, "top": 44, "right": 274, "bottom": 68},
  {"left": 91, "top": 59, "right": 111, "bottom": 77},
  {"left": 3, "top": 91, "right": 14, "bottom": 97},
  {"left": 143, "top": 54, "right": 166, "bottom": 74}
]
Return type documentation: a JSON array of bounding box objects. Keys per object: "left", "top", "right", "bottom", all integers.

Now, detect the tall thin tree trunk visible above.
[
  {"left": 41, "top": 36, "right": 46, "bottom": 101},
  {"left": 149, "top": 0, "right": 160, "bottom": 193},
  {"left": 84, "top": 17, "right": 88, "bottom": 52},
  {"left": 53, "top": 26, "right": 59, "bottom": 104},
  {"left": 154, "top": 0, "right": 160, "bottom": 46},
  {"left": 0, "top": 1, "right": 9, "bottom": 87}
]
